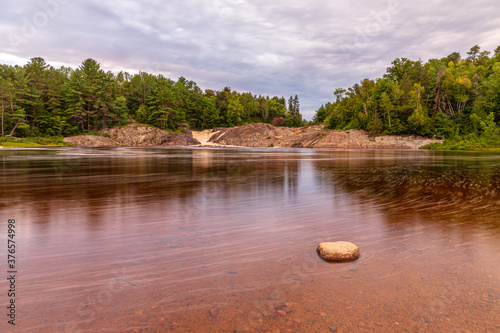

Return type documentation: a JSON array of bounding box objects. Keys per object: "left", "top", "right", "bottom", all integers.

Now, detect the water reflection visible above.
[
  {"left": 0, "top": 148, "right": 303, "bottom": 228},
  {"left": 0, "top": 148, "right": 498, "bottom": 333},
  {"left": 313, "top": 150, "right": 500, "bottom": 229}
]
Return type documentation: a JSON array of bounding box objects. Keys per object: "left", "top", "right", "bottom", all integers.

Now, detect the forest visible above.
[
  {"left": 313, "top": 45, "right": 500, "bottom": 150},
  {"left": 1, "top": 45, "right": 499, "bottom": 150},
  {"left": 0, "top": 57, "right": 303, "bottom": 138}
]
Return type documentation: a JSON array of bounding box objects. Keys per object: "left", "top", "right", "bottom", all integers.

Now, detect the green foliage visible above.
[
  {"left": 225, "top": 94, "right": 244, "bottom": 127},
  {"left": 199, "top": 96, "right": 218, "bottom": 129},
  {"left": 283, "top": 115, "right": 304, "bottom": 128},
  {"left": 313, "top": 104, "right": 330, "bottom": 124},
  {"left": 431, "top": 111, "right": 455, "bottom": 139},
  {"left": 267, "top": 99, "right": 287, "bottom": 122},
  {"left": 0, "top": 58, "right": 301, "bottom": 138},
  {"left": 367, "top": 114, "right": 383, "bottom": 135},
  {"left": 0, "top": 136, "right": 70, "bottom": 147},
  {"left": 473, "top": 112, "right": 500, "bottom": 144},
  {"left": 423, "top": 112, "right": 500, "bottom": 151},
  {"left": 135, "top": 104, "right": 148, "bottom": 123},
  {"left": 316, "top": 45, "right": 500, "bottom": 149}
]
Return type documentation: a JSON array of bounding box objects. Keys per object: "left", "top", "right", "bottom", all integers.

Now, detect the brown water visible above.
[{"left": 0, "top": 147, "right": 499, "bottom": 333}]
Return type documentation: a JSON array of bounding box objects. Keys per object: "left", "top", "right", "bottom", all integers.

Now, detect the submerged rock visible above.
[
  {"left": 316, "top": 241, "right": 360, "bottom": 262},
  {"left": 208, "top": 307, "right": 219, "bottom": 318}
]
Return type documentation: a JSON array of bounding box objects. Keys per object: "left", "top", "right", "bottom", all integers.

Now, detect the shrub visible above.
[{"left": 271, "top": 117, "right": 285, "bottom": 127}]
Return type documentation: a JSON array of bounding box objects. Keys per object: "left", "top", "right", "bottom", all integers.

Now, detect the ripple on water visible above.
[{"left": 0, "top": 148, "right": 499, "bottom": 332}]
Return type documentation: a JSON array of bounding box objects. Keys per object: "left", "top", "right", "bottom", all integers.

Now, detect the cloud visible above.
[{"left": 0, "top": 0, "right": 499, "bottom": 119}]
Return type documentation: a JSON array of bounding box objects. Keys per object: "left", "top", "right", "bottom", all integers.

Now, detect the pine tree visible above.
[
  {"left": 292, "top": 95, "right": 300, "bottom": 117},
  {"left": 0, "top": 77, "right": 14, "bottom": 137}
]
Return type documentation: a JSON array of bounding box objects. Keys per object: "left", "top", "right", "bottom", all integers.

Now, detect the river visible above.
[{"left": 0, "top": 147, "right": 499, "bottom": 332}]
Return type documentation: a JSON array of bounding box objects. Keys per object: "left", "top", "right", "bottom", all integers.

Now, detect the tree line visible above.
[
  {"left": 0, "top": 57, "right": 304, "bottom": 137},
  {"left": 313, "top": 45, "right": 500, "bottom": 148}
]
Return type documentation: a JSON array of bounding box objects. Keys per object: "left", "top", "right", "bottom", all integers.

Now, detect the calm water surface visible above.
[{"left": 0, "top": 147, "right": 499, "bottom": 332}]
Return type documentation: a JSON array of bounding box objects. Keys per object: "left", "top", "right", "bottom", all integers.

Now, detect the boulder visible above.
[{"left": 316, "top": 242, "right": 360, "bottom": 262}]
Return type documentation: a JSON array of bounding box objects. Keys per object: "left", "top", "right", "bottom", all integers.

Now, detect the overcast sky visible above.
[{"left": 1, "top": 0, "right": 499, "bottom": 119}]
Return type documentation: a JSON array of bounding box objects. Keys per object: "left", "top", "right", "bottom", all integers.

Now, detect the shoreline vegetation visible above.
[
  {"left": 0, "top": 136, "right": 70, "bottom": 148},
  {"left": 1, "top": 45, "right": 499, "bottom": 151},
  {"left": 314, "top": 45, "right": 500, "bottom": 152}
]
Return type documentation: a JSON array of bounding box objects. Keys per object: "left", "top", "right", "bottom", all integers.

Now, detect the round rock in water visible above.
[{"left": 317, "top": 242, "right": 360, "bottom": 262}]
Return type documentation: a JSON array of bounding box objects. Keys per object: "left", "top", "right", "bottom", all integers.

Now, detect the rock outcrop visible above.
[
  {"left": 317, "top": 242, "right": 360, "bottom": 262},
  {"left": 63, "top": 135, "right": 119, "bottom": 147},
  {"left": 64, "top": 123, "right": 200, "bottom": 147},
  {"left": 205, "top": 123, "right": 441, "bottom": 149},
  {"left": 65, "top": 123, "right": 440, "bottom": 149}
]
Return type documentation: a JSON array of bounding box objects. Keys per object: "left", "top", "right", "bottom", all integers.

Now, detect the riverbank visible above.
[
  {"left": 3, "top": 123, "right": 442, "bottom": 149},
  {"left": 0, "top": 136, "right": 72, "bottom": 148},
  {"left": 202, "top": 123, "right": 441, "bottom": 149},
  {"left": 422, "top": 138, "right": 500, "bottom": 152},
  {"left": 63, "top": 123, "right": 199, "bottom": 147}
]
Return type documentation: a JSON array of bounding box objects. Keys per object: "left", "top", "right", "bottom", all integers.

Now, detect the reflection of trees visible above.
[
  {"left": 0, "top": 148, "right": 301, "bottom": 226},
  {"left": 313, "top": 150, "right": 500, "bottom": 229},
  {"left": 179, "top": 150, "right": 301, "bottom": 215}
]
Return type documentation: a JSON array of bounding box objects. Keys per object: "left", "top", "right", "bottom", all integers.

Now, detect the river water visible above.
[{"left": 0, "top": 147, "right": 499, "bottom": 332}]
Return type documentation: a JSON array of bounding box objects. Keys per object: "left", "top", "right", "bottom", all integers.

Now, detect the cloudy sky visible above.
[{"left": 1, "top": 0, "right": 499, "bottom": 119}]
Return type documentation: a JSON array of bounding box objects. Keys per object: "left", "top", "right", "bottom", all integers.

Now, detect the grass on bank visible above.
[
  {"left": 422, "top": 114, "right": 500, "bottom": 152},
  {"left": 0, "top": 136, "right": 73, "bottom": 148},
  {"left": 421, "top": 134, "right": 500, "bottom": 152}
]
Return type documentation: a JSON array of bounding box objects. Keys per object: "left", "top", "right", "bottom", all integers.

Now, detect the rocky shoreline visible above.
[
  {"left": 64, "top": 123, "right": 441, "bottom": 149},
  {"left": 205, "top": 123, "right": 441, "bottom": 149},
  {"left": 63, "top": 123, "right": 200, "bottom": 147}
]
